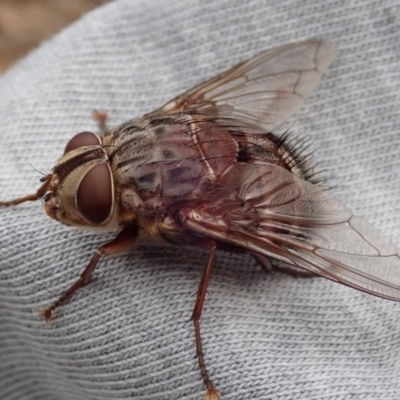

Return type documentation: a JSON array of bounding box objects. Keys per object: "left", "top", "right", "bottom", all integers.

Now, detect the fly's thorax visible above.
[
  {"left": 105, "top": 112, "right": 238, "bottom": 212},
  {"left": 44, "top": 131, "right": 121, "bottom": 231}
]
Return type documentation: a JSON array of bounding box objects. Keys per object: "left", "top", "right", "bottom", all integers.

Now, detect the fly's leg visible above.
[
  {"left": 92, "top": 110, "right": 109, "bottom": 136},
  {"left": 272, "top": 263, "right": 317, "bottom": 278},
  {"left": 251, "top": 252, "right": 273, "bottom": 274},
  {"left": 192, "top": 244, "right": 221, "bottom": 400},
  {"left": 0, "top": 174, "right": 52, "bottom": 206},
  {"left": 252, "top": 252, "right": 316, "bottom": 278},
  {"left": 41, "top": 226, "right": 138, "bottom": 321}
]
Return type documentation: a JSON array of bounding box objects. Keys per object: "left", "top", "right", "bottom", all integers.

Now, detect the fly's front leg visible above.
[
  {"left": 0, "top": 174, "right": 52, "bottom": 206},
  {"left": 192, "top": 244, "right": 221, "bottom": 400},
  {"left": 41, "top": 225, "right": 138, "bottom": 321}
]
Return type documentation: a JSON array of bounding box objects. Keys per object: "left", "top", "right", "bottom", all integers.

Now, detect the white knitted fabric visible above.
[{"left": 1, "top": 1, "right": 400, "bottom": 399}]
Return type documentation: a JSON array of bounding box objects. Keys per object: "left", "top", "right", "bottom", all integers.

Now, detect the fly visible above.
[{"left": 2, "top": 39, "right": 400, "bottom": 400}]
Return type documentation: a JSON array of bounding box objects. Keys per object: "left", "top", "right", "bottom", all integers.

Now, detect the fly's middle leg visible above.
[{"left": 192, "top": 244, "right": 221, "bottom": 400}]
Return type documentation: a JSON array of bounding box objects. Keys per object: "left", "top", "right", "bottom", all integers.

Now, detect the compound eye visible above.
[
  {"left": 76, "top": 164, "right": 112, "bottom": 224},
  {"left": 64, "top": 131, "right": 100, "bottom": 154}
]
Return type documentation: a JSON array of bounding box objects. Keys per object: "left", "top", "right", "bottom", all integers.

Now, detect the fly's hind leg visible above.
[
  {"left": 41, "top": 226, "right": 138, "bottom": 321},
  {"left": 251, "top": 252, "right": 273, "bottom": 274},
  {"left": 252, "top": 252, "right": 316, "bottom": 278},
  {"left": 272, "top": 263, "right": 317, "bottom": 278},
  {"left": 192, "top": 244, "right": 221, "bottom": 400}
]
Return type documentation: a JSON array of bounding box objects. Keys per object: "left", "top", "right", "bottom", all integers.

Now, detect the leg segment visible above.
[
  {"left": 252, "top": 252, "right": 316, "bottom": 278},
  {"left": 272, "top": 263, "right": 317, "bottom": 278},
  {"left": 0, "top": 174, "right": 52, "bottom": 206},
  {"left": 192, "top": 244, "right": 221, "bottom": 400},
  {"left": 41, "top": 226, "right": 138, "bottom": 321}
]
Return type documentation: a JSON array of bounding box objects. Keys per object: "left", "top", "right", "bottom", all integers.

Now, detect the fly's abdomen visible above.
[{"left": 105, "top": 112, "right": 238, "bottom": 210}]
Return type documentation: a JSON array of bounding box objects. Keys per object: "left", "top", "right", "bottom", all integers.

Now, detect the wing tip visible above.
[{"left": 314, "top": 39, "right": 337, "bottom": 72}]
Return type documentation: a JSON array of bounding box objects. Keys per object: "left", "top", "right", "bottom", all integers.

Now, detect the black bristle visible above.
[{"left": 235, "top": 128, "right": 330, "bottom": 188}]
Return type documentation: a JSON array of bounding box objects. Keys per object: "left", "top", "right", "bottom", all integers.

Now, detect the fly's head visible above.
[{"left": 41, "top": 131, "right": 120, "bottom": 231}]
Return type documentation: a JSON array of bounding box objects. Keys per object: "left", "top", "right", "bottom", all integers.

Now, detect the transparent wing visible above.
[
  {"left": 161, "top": 39, "right": 336, "bottom": 132},
  {"left": 181, "top": 163, "right": 400, "bottom": 301}
]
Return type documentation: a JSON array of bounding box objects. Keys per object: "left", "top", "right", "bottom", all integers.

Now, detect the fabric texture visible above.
[{"left": 1, "top": 1, "right": 400, "bottom": 399}]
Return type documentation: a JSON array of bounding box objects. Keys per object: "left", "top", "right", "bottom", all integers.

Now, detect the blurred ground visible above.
[{"left": 0, "top": 0, "right": 109, "bottom": 74}]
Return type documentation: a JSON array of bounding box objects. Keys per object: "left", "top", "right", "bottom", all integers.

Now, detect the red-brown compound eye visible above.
[
  {"left": 76, "top": 164, "right": 112, "bottom": 224},
  {"left": 64, "top": 131, "right": 100, "bottom": 154}
]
